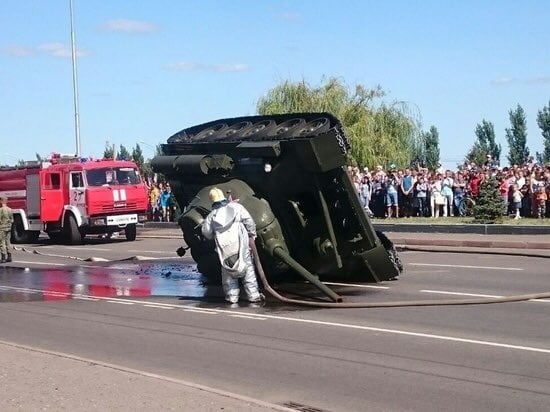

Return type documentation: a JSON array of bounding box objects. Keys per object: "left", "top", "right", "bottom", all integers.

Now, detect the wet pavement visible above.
[
  {"left": 0, "top": 260, "right": 338, "bottom": 311},
  {"left": 0, "top": 262, "right": 216, "bottom": 304}
]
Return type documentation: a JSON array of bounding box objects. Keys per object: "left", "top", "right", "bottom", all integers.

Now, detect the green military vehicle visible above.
[{"left": 152, "top": 113, "right": 402, "bottom": 301}]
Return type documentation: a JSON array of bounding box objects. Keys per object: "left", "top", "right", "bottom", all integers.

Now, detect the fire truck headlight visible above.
[{"left": 91, "top": 218, "right": 106, "bottom": 226}]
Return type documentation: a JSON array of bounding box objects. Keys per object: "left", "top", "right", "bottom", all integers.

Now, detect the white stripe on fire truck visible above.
[
  {"left": 120, "top": 189, "right": 127, "bottom": 201},
  {"left": 0, "top": 190, "right": 26, "bottom": 198},
  {"left": 113, "top": 189, "right": 119, "bottom": 201}
]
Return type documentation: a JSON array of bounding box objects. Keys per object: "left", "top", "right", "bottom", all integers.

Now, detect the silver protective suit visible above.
[{"left": 201, "top": 201, "right": 262, "bottom": 304}]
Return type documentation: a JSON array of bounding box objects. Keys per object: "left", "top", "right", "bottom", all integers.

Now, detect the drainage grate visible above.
[{"left": 282, "top": 401, "right": 329, "bottom": 412}]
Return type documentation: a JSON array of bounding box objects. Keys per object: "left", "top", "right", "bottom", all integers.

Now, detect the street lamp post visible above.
[
  {"left": 69, "top": 0, "right": 81, "bottom": 157},
  {"left": 138, "top": 140, "right": 156, "bottom": 152}
]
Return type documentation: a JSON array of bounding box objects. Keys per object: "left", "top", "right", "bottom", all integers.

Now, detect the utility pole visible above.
[{"left": 69, "top": 0, "right": 81, "bottom": 157}]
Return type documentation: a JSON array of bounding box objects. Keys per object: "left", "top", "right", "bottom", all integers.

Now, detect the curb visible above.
[
  {"left": 393, "top": 237, "right": 550, "bottom": 251},
  {"left": 139, "top": 223, "right": 550, "bottom": 251},
  {"left": 143, "top": 221, "right": 550, "bottom": 235}
]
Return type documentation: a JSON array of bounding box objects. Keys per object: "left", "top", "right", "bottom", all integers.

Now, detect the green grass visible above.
[{"left": 371, "top": 216, "right": 550, "bottom": 225}]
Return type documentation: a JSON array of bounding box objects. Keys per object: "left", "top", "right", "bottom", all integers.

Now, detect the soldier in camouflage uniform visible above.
[{"left": 0, "top": 195, "right": 14, "bottom": 263}]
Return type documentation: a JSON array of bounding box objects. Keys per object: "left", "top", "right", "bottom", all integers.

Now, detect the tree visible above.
[
  {"left": 424, "top": 126, "right": 440, "bottom": 170},
  {"left": 473, "top": 176, "right": 505, "bottom": 223},
  {"left": 103, "top": 143, "right": 114, "bottom": 159},
  {"left": 411, "top": 126, "right": 440, "bottom": 170},
  {"left": 117, "top": 145, "right": 131, "bottom": 161},
  {"left": 256, "top": 77, "right": 420, "bottom": 169},
  {"left": 131, "top": 144, "right": 145, "bottom": 171},
  {"left": 465, "top": 120, "right": 501, "bottom": 166},
  {"left": 505, "top": 105, "right": 529, "bottom": 166},
  {"left": 536, "top": 100, "right": 550, "bottom": 164}
]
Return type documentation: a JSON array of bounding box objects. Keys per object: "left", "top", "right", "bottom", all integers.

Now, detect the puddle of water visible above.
[
  {"left": 0, "top": 262, "right": 214, "bottom": 303},
  {"left": 0, "top": 261, "right": 374, "bottom": 311}
]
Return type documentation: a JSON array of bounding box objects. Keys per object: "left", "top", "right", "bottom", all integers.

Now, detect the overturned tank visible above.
[{"left": 152, "top": 113, "right": 402, "bottom": 301}]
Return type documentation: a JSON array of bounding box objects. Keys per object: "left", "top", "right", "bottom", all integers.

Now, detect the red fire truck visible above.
[{"left": 0, "top": 153, "right": 149, "bottom": 244}]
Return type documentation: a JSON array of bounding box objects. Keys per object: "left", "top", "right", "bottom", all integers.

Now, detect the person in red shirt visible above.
[
  {"left": 468, "top": 171, "right": 482, "bottom": 198},
  {"left": 498, "top": 176, "right": 510, "bottom": 215}
]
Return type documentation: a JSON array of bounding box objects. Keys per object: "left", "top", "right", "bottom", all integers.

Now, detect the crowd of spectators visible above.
[
  {"left": 348, "top": 155, "right": 550, "bottom": 219},
  {"left": 146, "top": 181, "right": 176, "bottom": 222}
]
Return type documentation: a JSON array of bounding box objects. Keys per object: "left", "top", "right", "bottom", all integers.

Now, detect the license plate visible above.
[{"left": 106, "top": 214, "right": 138, "bottom": 225}]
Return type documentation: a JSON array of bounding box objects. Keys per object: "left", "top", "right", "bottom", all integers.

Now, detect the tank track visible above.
[{"left": 165, "top": 112, "right": 351, "bottom": 154}]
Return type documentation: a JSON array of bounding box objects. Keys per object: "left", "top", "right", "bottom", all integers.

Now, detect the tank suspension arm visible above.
[
  {"left": 314, "top": 177, "right": 343, "bottom": 269},
  {"left": 272, "top": 246, "right": 342, "bottom": 303}
]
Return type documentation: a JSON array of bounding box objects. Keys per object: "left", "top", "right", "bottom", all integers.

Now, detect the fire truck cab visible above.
[{"left": 0, "top": 154, "right": 149, "bottom": 244}]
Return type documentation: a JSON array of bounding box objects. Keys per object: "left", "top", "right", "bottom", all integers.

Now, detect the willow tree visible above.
[{"left": 256, "top": 78, "right": 420, "bottom": 169}]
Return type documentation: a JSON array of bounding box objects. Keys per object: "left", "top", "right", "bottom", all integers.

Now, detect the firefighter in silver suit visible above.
[{"left": 201, "top": 188, "right": 263, "bottom": 304}]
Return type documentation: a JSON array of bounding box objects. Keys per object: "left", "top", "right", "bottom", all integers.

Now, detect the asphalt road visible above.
[{"left": 0, "top": 237, "right": 549, "bottom": 411}]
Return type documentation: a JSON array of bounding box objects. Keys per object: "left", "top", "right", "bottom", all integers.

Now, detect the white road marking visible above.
[
  {"left": 2, "top": 285, "right": 548, "bottom": 354},
  {"left": 323, "top": 282, "right": 389, "bottom": 289},
  {"left": 409, "top": 263, "right": 523, "bottom": 271},
  {"left": 107, "top": 300, "right": 134, "bottom": 305},
  {"left": 65, "top": 247, "right": 110, "bottom": 251},
  {"left": 11, "top": 261, "right": 67, "bottom": 266},
  {"left": 421, "top": 290, "right": 503, "bottom": 298},
  {"left": 143, "top": 304, "right": 174, "bottom": 309},
  {"left": 128, "top": 250, "right": 176, "bottom": 255},
  {"left": 8, "top": 261, "right": 97, "bottom": 268},
  {"left": 182, "top": 309, "right": 218, "bottom": 315},
  {"left": 229, "top": 314, "right": 267, "bottom": 320},
  {"left": 73, "top": 296, "right": 100, "bottom": 301},
  {"left": 422, "top": 290, "right": 550, "bottom": 303}
]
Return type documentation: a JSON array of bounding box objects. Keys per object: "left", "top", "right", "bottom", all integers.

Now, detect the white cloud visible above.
[
  {"left": 491, "top": 77, "right": 515, "bottom": 85},
  {"left": 491, "top": 76, "right": 550, "bottom": 86},
  {"left": 37, "top": 43, "right": 91, "bottom": 58},
  {"left": 525, "top": 76, "right": 550, "bottom": 85},
  {"left": 166, "top": 62, "right": 249, "bottom": 73},
  {"left": 279, "top": 12, "right": 301, "bottom": 21},
  {"left": 101, "top": 19, "right": 159, "bottom": 33},
  {"left": 3, "top": 45, "right": 33, "bottom": 57}
]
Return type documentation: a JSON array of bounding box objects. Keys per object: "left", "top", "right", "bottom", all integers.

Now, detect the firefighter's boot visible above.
[
  {"left": 6, "top": 253, "right": 12, "bottom": 262},
  {"left": 0, "top": 254, "right": 5, "bottom": 263}
]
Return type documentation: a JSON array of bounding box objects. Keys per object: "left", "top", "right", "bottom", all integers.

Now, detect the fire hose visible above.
[{"left": 249, "top": 240, "right": 550, "bottom": 308}]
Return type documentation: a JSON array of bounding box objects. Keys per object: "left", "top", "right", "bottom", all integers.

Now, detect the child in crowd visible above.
[
  {"left": 415, "top": 176, "right": 429, "bottom": 217},
  {"left": 511, "top": 184, "right": 523, "bottom": 219}
]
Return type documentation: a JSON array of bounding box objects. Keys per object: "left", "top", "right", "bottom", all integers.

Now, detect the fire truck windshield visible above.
[{"left": 86, "top": 167, "right": 141, "bottom": 187}]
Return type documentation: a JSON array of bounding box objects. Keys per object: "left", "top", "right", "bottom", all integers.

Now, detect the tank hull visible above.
[{"left": 152, "top": 113, "right": 402, "bottom": 283}]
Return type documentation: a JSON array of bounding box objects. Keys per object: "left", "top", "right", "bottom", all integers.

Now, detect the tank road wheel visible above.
[
  {"left": 241, "top": 120, "right": 276, "bottom": 139},
  {"left": 65, "top": 214, "right": 83, "bottom": 245},
  {"left": 266, "top": 118, "right": 306, "bottom": 139},
  {"left": 216, "top": 121, "right": 253, "bottom": 141},
  {"left": 125, "top": 224, "right": 137, "bottom": 241},
  {"left": 11, "top": 215, "right": 29, "bottom": 243},
  {"left": 376, "top": 230, "right": 403, "bottom": 276},
  {"left": 296, "top": 117, "right": 331, "bottom": 137},
  {"left": 191, "top": 123, "right": 228, "bottom": 142}
]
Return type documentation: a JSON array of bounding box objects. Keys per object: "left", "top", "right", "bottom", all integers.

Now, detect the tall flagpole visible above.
[{"left": 69, "top": 0, "right": 81, "bottom": 157}]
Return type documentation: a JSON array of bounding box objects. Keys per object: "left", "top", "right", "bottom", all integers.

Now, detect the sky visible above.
[{"left": 1, "top": 0, "right": 549, "bottom": 169}]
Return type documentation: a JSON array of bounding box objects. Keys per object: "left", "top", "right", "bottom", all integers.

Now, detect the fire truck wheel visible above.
[
  {"left": 48, "top": 231, "right": 64, "bottom": 242},
  {"left": 125, "top": 224, "right": 137, "bottom": 241},
  {"left": 11, "top": 215, "right": 29, "bottom": 244},
  {"left": 65, "top": 214, "right": 84, "bottom": 245},
  {"left": 27, "top": 231, "right": 40, "bottom": 243}
]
